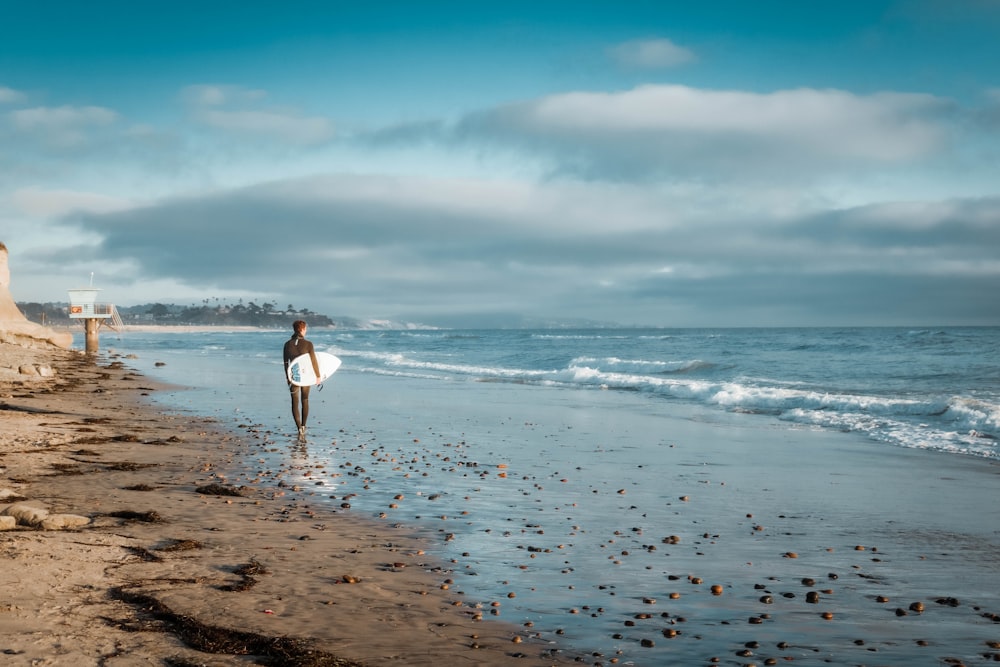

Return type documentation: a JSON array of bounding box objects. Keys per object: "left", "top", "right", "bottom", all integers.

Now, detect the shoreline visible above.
[
  {"left": 0, "top": 341, "right": 571, "bottom": 665},
  {"left": 6, "top": 332, "right": 999, "bottom": 666}
]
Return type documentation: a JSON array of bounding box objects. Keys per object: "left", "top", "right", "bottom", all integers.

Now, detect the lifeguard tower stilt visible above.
[{"left": 68, "top": 276, "right": 124, "bottom": 353}]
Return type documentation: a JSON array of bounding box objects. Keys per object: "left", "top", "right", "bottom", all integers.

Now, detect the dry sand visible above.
[{"left": 0, "top": 341, "right": 570, "bottom": 666}]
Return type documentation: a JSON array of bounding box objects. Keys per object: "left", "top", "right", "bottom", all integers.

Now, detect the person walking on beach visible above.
[{"left": 283, "top": 320, "right": 320, "bottom": 439}]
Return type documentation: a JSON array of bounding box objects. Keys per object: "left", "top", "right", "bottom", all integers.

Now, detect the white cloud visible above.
[
  {"left": 7, "top": 104, "right": 120, "bottom": 149},
  {"left": 442, "top": 84, "right": 961, "bottom": 183},
  {"left": 6, "top": 187, "right": 131, "bottom": 218},
  {"left": 525, "top": 85, "right": 948, "bottom": 161},
  {"left": 608, "top": 38, "right": 696, "bottom": 68},
  {"left": 183, "top": 84, "right": 333, "bottom": 145},
  {"left": 198, "top": 108, "right": 333, "bottom": 145},
  {"left": 0, "top": 86, "right": 27, "bottom": 104},
  {"left": 183, "top": 84, "right": 268, "bottom": 107},
  {"left": 10, "top": 105, "right": 119, "bottom": 130}
]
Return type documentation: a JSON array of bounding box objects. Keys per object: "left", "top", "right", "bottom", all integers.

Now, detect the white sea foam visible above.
[
  {"left": 140, "top": 326, "right": 999, "bottom": 460},
  {"left": 365, "top": 368, "right": 448, "bottom": 381},
  {"left": 315, "top": 341, "right": 1000, "bottom": 459},
  {"left": 783, "top": 408, "right": 998, "bottom": 457},
  {"left": 945, "top": 396, "right": 1000, "bottom": 431},
  {"left": 570, "top": 356, "right": 710, "bottom": 374},
  {"left": 335, "top": 347, "right": 550, "bottom": 379},
  {"left": 553, "top": 361, "right": 1000, "bottom": 457}
]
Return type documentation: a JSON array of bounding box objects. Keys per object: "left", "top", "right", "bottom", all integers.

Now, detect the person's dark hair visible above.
[{"left": 293, "top": 320, "right": 307, "bottom": 334}]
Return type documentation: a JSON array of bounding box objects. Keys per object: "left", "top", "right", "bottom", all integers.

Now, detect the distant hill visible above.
[
  {"left": 134, "top": 302, "right": 338, "bottom": 328},
  {"left": 16, "top": 300, "right": 336, "bottom": 329},
  {"left": 15, "top": 300, "right": 436, "bottom": 330}
]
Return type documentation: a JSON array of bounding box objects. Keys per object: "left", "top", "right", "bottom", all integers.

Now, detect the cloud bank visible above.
[{"left": 45, "top": 171, "right": 998, "bottom": 326}]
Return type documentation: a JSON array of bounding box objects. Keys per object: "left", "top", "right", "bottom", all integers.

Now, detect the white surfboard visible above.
[{"left": 286, "top": 351, "right": 341, "bottom": 386}]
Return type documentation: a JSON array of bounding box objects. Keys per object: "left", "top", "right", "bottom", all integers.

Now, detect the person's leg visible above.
[
  {"left": 289, "top": 385, "right": 303, "bottom": 429},
  {"left": 300, "top": 385, "right": 311, "bottom": 428}
]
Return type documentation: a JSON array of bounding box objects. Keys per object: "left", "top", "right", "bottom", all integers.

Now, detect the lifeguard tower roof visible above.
[{"left": 67, "top": 287, "right": 114, "bottom": 319}]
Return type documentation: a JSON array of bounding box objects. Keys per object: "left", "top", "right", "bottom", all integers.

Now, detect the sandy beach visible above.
[
  {"left": 0, "top": 341, "right": 569, "bottom": 666},
  {"left": 3, "top": 330, "right": 1000, "bottom": 667}
]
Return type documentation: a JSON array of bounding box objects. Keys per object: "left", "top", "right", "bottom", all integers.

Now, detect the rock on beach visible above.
[{"left": 0, "top": 501, "right": 91, "bottom": 530}]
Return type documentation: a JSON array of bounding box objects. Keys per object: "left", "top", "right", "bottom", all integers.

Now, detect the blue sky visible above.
[{"left": 2, "top": 0, "right": 999, "bottom": 327}]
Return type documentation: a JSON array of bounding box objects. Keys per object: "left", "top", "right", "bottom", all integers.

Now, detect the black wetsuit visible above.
[{"left": 283, "top": 333, "right": 317, "bottom": 432}]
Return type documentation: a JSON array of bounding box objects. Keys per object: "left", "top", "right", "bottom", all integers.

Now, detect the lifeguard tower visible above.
[{"left": 68, "top": 275, "right": 124, "bottom": 353}]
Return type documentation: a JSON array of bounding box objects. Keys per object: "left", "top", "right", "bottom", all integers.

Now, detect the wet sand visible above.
[
  {"left": 0, "top": 342, "right": 569, "bottom": 666},
  {"left": 263, "top": 371, "right": 1000, "bottom": 667}
]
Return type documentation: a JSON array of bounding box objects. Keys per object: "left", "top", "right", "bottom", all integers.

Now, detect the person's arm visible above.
[
  {"left": 308, "top": 342, "right": 321, "bottom": 379},
  {"left": 282, "top": 343, "right": 291, "bottom": 381}
]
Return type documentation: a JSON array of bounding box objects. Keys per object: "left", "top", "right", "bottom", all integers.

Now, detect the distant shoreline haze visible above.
[
  {"left": 15, "top": 300, "right": 622, "bottom": 330},
  {"left": 16, "top": 300, "right": 337, "bottom": 329}
]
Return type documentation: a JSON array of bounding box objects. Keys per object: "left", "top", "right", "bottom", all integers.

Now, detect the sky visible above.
[{"left": 2, "top": 0, "right": 999, "bottom": 328}]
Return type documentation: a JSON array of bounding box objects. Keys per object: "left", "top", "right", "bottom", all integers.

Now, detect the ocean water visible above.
[
  {"left": 117, "top": 326, "right": 999, "bottom": 459},
  {"left": 345, "top": 327, "right": 1000, "bottom": 458},
  {"left": 108, "top": 326, "right": 1000, "bottom": 664}
]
